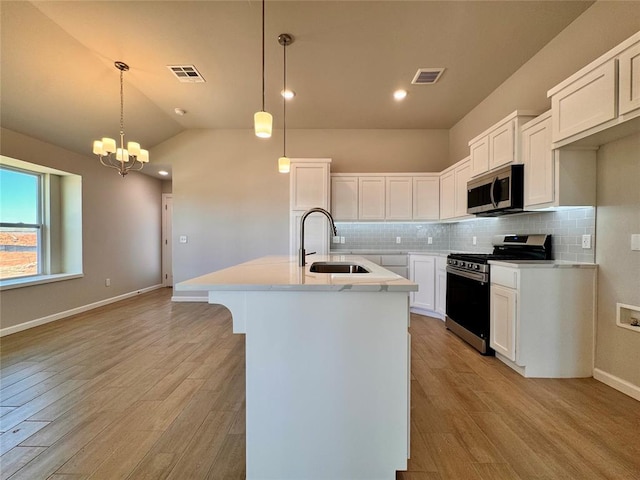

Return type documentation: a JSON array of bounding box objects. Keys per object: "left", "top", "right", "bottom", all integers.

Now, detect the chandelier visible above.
[{"left": 92, "top": 61, "right": 149, "bottom": 177}]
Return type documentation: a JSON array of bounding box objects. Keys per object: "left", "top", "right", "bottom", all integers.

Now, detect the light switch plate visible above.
[
  {"left": 332, "top": 236, "right": 341, "bottom": 244},
  {"left": 427, "top": 237, "right": 433, "bottom": 245},
  {"left": 632, "top": 234, "right": 640, "bottom": 251},
  {"left": 581, "top": 234, "right": 592, "bottom": 249}
]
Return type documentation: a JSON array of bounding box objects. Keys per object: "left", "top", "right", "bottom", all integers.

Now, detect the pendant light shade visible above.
[
  {"left": 254, "top": 111, "right": 273, "bottom": 138},
  {"left": 254, "top": 0, "right": 272, "bottom": 138},
  {"left": 278, "top": 156, "right": 290, "bottom": 173}
]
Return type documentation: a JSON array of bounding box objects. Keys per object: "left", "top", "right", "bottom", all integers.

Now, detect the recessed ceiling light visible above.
[
  {"left": 158, "top": 170, "right": 169, "bottom": 176},
  {"left": 393, "top": 89, "right": 408, "bottom": 101},
  {"left": 281, "top": 90, "right": 295, "bottom": 100}
]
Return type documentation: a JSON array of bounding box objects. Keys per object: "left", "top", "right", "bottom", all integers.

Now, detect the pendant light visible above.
[
  {"left": 278, "top": 33, "right": 293, "bottom": 173},
  {"left": 92, "top": 61, "right": 149, "bottom": 177},
  {"left": 254, "top": 0, "right": 272, "bottom": 138}
]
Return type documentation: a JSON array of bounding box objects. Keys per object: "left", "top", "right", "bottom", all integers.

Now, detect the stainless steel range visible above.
[{"left": 445, "top": 234, "right": 552, "bottom": 354}]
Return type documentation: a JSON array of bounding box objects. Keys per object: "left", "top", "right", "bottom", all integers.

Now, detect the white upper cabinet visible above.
[
  {"left": 468, "top": 111, "right": 538, "bottom": 177},
  {"left": 522, "top": 111, "right": 596, "bottom": 210},
  {"left": 548, "top": 31, "right": 640, "bottom": 147},
  {"left": 470, "top": 136, "right": 489, "bottom": 177},
  {"left": 331, "top": 173, "right": 440, "bottom": 221},
  {"left": 412, "top": 175, "right": 440, "bottom": 221},
  {"left": 619, "top": 39, "right": 640, "bottom": 116},
  {"left": 290, "top": 160, "right": 330, "bottom": 211},
  {"left": 358, "top": 176, "right": 386, "bottom": 220},
  {"left": 385, "top": 177, "right": 413, "bottom": 220},
  {"left": 331, "top": 176, "right": 358, "bottom": 220},
  {"left": 549, "top": 60, "right": 617, "bottom": 143},
  {"left": 439, "top": 168, "right": 456, "bottom": 220},
  {"left": 289, "top": 158, "right": 331, "bottom": 256},
  {"left": 439, "top": 157, "right": 472, "bottom": 220},
  {"left": 454, "top": 159, "right": 471, "bottom": 218}
]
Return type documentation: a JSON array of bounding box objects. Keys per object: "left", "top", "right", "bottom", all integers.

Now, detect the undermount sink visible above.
[{"left": 309, "top": 262, "right": 370, "bottom": 274}]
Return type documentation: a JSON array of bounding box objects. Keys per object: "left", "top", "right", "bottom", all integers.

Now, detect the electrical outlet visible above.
[
  {"left": 332, "top": 236, "right": 340, "bottom": 244},
  {"left": 472, "top": 236, "right": 477, "bottom": 246},
  {"left": 179, "top": 235, "right": 188, "bottom": 244},
  {"left": 396, "top": 236, "right": 401, "bottom": 244},
  {"left": 631, "top": 234, "right": 640, "bottom": 251},
  {"left": 582, "top": 234, "right": 592, "bottom": 249},
  {"left": 427, "top": 237, "right": 433, "bottom": 245},
  {"left": 340, "top": 236, "right": 345, "bottom": 244},
  {"left": 105, "top": 278, "right": 111, "bottom": 287}
]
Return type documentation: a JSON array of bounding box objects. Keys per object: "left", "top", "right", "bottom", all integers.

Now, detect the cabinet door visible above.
[
  {"left": 619, "top": 41, "right": 640, "bottom": 115},
  {"left": 331, "top": 176, "right": 358, "bottom": 220},
  {"left": 290, "top": 210, "right": 328, "bottom": 257},
  {"left": 409, "top": 256, "right": 435, "bottom": 311},
  {"left": 489, "top": 120, "right": 515, "bottom": 170},
  {"left": 523, "top": 115, "right": 554, "bottom": 207},
  {"left": 358, "top": 176, "right": 385, "bottom": 220},
  {"left": 454, "top": 160, "right": 471, "bottom": 218},
  {"left": 490, "top": 284, "right": 517, "bottom": 361},
  {"left": 439, "top": 170, "right": 455, "bottom": 219},
  {"left": 551, "top": 59, "right": 617, "bottom": 143},
  {"left": 413, "top": 176, "right": 439, "bottom": 220},
  {"left": 386, "top": 177, "right": 413, "bottom": 220},
  {"left": 470, "top": 136, "right": 490, "bottom": 177},
  {"left": 290, "top": 162, "right": 329, "bottom": 210}
]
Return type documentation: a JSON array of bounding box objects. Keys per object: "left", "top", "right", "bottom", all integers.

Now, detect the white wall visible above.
[
  {"left": 152, "top": 128, "right": 448, "bottom": 292},
  {"left": 594, "top": 133, "right": 640, "bottom": 388},
  {"left": 448, "top": 1, "right": 640, "bottom": 163},
  {"left": 0, "top": 128, "right": 163, "bottom": 331}
]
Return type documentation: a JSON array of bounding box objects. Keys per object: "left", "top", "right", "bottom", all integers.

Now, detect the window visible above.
[
  {"left": 0, "top": 166, "right": 43, "bottom": 279},
  {"left": 0, "top": 156, "right": 83, "bottom": 289}
]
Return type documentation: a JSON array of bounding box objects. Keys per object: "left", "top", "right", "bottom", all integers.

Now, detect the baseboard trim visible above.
[
  {"left": 0, "top": 284, "right": 164, "bottom": 337},
  {"left": 593, "top": 368, "right": 640, "bottom": 402},
  {"left": 171, "top": 295, "right": 208, "bottom": 303}
]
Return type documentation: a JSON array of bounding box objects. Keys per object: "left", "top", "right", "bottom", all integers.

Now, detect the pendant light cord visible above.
[
  {"left": 283, "top": 40, "right": 287, "bottom": 156},
  {"left": 120, "top": 67, "right": 125, "bottom": 151},
  {"left": 261, "top": 0, "right": 265, "bottom": 112}
]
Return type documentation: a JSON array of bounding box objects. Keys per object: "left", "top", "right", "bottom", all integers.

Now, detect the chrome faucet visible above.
[{"left": 299, "top": 207, "right": 337, "bottom": 267}]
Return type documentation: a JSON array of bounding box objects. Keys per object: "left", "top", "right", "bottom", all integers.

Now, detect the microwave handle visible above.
[{"left": 490, "top": 176, "right": 498, "bottom": 208}]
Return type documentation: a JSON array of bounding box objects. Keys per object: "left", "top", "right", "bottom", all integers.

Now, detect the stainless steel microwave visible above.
[{"left": 467, "top": 164, "right": 524, "bottom": 216}]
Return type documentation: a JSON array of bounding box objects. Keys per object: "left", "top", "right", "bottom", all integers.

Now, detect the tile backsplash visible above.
[{"left": 333, "top": 207, "right": 596, "bottom": 263}]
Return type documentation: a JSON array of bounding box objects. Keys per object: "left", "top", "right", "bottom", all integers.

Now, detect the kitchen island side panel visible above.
[{"left": 244, "top": 291, "right": 409, "bottom": 480}]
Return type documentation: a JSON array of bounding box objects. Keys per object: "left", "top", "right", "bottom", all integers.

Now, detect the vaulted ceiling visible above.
[{"left": 1, "top": 1, "right": 594, "bottom": 177}]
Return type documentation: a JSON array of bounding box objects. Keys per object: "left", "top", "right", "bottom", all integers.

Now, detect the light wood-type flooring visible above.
[{"left": 1, "top": 288, "right": 639, "bottom": 479}]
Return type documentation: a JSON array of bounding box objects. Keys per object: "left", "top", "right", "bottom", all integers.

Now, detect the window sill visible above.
[{"left": 0, "top": 273, "right": 84, "bottom": 291}]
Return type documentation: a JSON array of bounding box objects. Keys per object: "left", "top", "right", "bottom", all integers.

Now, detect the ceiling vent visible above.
[
  {"left": 411, "top": 68, "right": 445, "bottom": 85},
  {"left": 167, "top": 65, "right": 206, "bottom": 83}
]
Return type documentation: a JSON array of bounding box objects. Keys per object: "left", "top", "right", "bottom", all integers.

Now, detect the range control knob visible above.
[{"left": 474, "top": 264, "right": 480, "bottom": 271}]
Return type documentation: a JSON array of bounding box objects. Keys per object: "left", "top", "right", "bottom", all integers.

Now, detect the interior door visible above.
[{"left": 162, "top": 194, "right": 173, "bottom": 287}]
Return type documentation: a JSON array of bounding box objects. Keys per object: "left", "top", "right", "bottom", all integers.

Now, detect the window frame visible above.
[{"left": 0, "top": 165, "right": 46, "bottom": 279}]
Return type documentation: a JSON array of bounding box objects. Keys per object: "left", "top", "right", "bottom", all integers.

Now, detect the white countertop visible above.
[
  {"left": 175, "top": 255, "right": 418, "bottom": 292},
  {"left": 489, "top": 259, "right": 597, "bottom": 268}
]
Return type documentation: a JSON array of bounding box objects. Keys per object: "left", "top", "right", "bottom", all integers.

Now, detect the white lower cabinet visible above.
[
  {"left": 490, "top": 284, "right": 517, "bottom": 360},
  {"left": 409, "top": 254, "right": 445, "bottom": 319},
  {"left": 489, "top": 264, "right": 596, "bottom": 378}
]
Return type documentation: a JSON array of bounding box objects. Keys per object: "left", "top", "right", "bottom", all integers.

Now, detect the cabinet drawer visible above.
[
  {"left": 491, "top": 266, "right": 518, "bottom": 289},
  {"left": 380, "top": 255, "right": 408, "bottom": 267}
]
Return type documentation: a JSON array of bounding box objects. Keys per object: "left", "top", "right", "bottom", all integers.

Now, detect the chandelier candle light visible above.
[
  {"left": 278, "top": 33, "right": 293, "bottom": 174},
  {"left": 92, "top": 61, "right": 149, "bottom": 177},
  {"left": 254, "top": 0, "right": 272, "bottom": 138}
]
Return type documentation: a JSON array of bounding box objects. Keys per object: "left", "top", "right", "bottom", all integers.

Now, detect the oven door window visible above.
[{"left": 446, "top": 272, "right": 490, "bottom": 339}]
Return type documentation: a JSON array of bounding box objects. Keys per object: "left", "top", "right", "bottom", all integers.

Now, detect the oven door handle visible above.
[
  {"left": 447, "top": 266, "right": 488, "bottom": 283},
  {"left": 490, "top": 176, "right": 498, "bottom": 208}
]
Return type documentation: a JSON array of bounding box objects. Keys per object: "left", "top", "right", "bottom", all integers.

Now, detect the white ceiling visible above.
[{"left": 0, "top": 1, "right": 594, "bottom": 179}]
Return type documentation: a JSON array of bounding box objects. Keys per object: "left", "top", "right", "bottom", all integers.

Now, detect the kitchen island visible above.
[{"left": 176, "top": 255, "right": 417, "bottom": 480}]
